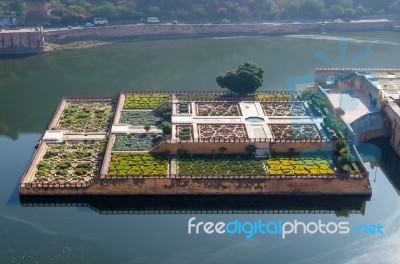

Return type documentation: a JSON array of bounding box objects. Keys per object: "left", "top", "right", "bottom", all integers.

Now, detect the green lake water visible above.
[{"left": 1, "top": 32, "right": 400, "bottom": 263}]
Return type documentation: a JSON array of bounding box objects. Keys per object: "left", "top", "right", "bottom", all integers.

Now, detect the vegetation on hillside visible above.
[{"left": 2, "top": 0, "right": 400, "bottom": 25}]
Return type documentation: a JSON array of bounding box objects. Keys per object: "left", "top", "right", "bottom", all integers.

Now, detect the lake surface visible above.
[{"left": 1, "top": 32, "right": 400, "bottom": 263}]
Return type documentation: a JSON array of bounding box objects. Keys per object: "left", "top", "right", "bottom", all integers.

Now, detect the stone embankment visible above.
[
  {"left": 0, "top": 28, "right": 44, "bottom": 54},
  {"left": 44, "top": 21, "right": 393, "bottom": 43},
  {"left": 0, "top": 21, "right": 395, "bottom": 54}
]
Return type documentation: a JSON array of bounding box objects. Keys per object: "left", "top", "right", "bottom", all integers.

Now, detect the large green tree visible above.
[{"left": 216, "top": 61, "right": 264, "bottom": 95}]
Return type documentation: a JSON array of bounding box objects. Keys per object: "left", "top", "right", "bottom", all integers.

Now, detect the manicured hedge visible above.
[
  {"left": 266, "top": 155, "right": 334, "bottom": 175},
  {"left": 124, "top": 94, "right": 170, "bottom": 109},
  {"left": 177, "top": 155, "right": 266, "bottom": 176},
  {"left": 108, "top": 153, "right": 168, "bottom": 176}
]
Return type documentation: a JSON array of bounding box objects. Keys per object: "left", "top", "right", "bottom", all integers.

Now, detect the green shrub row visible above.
[
  {"left": 177, "top": 155, "right": 266, "bottom": 176},
  {"left": 108, "top": 153, "right": 168, "bottom": 176},
  {"left": 124, "top": 94, "right": 170, "bottom": 109},
  {"left": 113, "top": 134, "right": 163, "bottom": 151},
  {"left": 120, "top": 111, "right": 162, "bottom": 126}
]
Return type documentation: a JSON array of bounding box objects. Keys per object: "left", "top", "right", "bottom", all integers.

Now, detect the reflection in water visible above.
[
  {"left": 20, "top": 195, "right": 369, "bottom": 215},
  {"left": 362, "top": 137, "right": 400, "bottom": 195},
  {"left": 0, "top": 40, "right": 247, "bottom": 139}
]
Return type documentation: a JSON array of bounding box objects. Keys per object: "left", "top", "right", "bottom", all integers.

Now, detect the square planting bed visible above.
[
  {"left": 176, "top": 125, "right": 193, "bottom": 140},
  {"left": 120, "top": 111, "right": 162, "bottom": 126},
  {"left": 123, "top": 94, "right": 170, "bottom": 109},
  {"left": 198, "top": 124, "right": 248, "bottom": 141},
  {"left": 108, "top": 153, "right": 169, "bottom": 176},
  {"left": 261, "top": 102, "right": 308, "bottom": 116},
  {"left": 56, "top": 102, "right": 113, "bottom": 132},
  {"left": 196, "top": 102, "right": 241, "bottom": 116},
  {"left": 266, "top": 155, "right": 334, "bottom": 175},
  {"left": 255, "top": 94, "right": 295, "bottom": 101},
  {"left": 177, "top": 155, "right": 266, "bottom": 176},
  {"left": 269, "top": 124, "right": 320, "bottom": 139},
  {"left": 31, "top": 141, "right": 105, "bottom": 185},
  {"left": 113, "top": 134, "right": 164, "bottom": 151}
]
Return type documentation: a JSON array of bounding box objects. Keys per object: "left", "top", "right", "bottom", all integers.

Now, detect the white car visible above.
[
  {"left": 85, "top": 23, "right": 94, "bottom": 27},
  {"left": 147, "top": 17, "right": 160, "bottom": 23},
  {"left": 221, "top": 19, "right": 230, "bottom": 23}
]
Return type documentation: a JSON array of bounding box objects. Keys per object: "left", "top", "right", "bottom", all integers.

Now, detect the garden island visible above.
[{"left": 19, "top": 63, "right": 374, "bottom": 196}]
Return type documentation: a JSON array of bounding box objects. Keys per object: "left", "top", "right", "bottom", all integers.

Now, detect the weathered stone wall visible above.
[
  {"left": 153, "top": 141, "right": 251, "bottom": 154},
  {"left": 43, "top": 21, "right": 392, "bottom": 43},
  {"left": 384, "top": 102, "right": 400, "bottom": 156},
  {"left": 153, "top": 140, "right": 333, "bottom": 154},
  {"left": 44, "top": 24, "right": 304, "bottom": 42},
  {"left": 270, "top": 142, "right": 335, "bottom": 153},
  {"left": 350, "top": 112, "right": 387, "bottom": 142},
  {"left": 0, "top": 29, "right": 44, "bottom": 54},
  {"left": 325, "top": 21, "right": 392, "bottom": 31},
  {"left": 19, "top": 177, "right": 371, "bottom": 196}
]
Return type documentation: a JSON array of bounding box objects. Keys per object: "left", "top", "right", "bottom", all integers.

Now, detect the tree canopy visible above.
[
  {"left": 3, "top": 0, "right": 400, "bottom": 25},
  {"left": 216, "top": 62, "right": 264, "bottom": 95}
]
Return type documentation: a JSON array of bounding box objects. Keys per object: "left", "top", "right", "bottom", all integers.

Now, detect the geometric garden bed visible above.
[
  {"left": 198, "top": 124, "right": 248, "bottom": 141},
  {"left": 261, "top": 102, "right": 307, "bottom": 116},
  {"left": 266, "top": 155, "right": 334, "bottom": 175},
  {"left": 113, "top": 134, "right": 163, "bottom": 151},
  {"left": 31, "top": 141, "right": 105, "bottom": 185},
  {"left": 269, "top": 124, "right": 320, "bottom": 139},
  {"left": 56, "top": 102, "right": 113, "bottom": 132},
  {"left": 177, "top": 155, "right": 266, "bottom": 176},
  {"left": 108, "top": 153, "right": 168, "bottom": 176}
]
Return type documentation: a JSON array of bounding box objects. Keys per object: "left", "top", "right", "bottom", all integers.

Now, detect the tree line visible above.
[{"left": 1, "top": 0, "right": 400, "bottom": 24}]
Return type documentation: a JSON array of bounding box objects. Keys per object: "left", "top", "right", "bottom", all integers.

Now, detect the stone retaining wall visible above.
[
  {"left": 19, "top": 177, "right": 371, "bottom": 196},
  {"left": 0, "top": 29, "right": 44, "bottom": 54},
  {"left": 385, "top": 102, "right": 400, "bottom": 156},
  {"left": 43, "top": 21, "right": 393, "bottom": 43}
]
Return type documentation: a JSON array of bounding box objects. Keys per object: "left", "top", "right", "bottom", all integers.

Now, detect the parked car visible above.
[
  {"left": 221, "top": 19, "right": 231, "bottom": 23},
  {"left": 147, "top": 17, "right": 160, "bottom": 23},
  {"left": 85, "top": 23, "right": 94, "bottom": 27}
]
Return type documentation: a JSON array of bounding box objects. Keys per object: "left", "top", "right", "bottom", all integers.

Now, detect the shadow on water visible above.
[
  {"left": 19, "top": 195, "right": 369, "bottom": 216},
  {"left": 0, "top": 53, "right": 39, "bottom": 60},
  {"left": 361, "top": 137, "right": 400, "bottom": 195}
]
